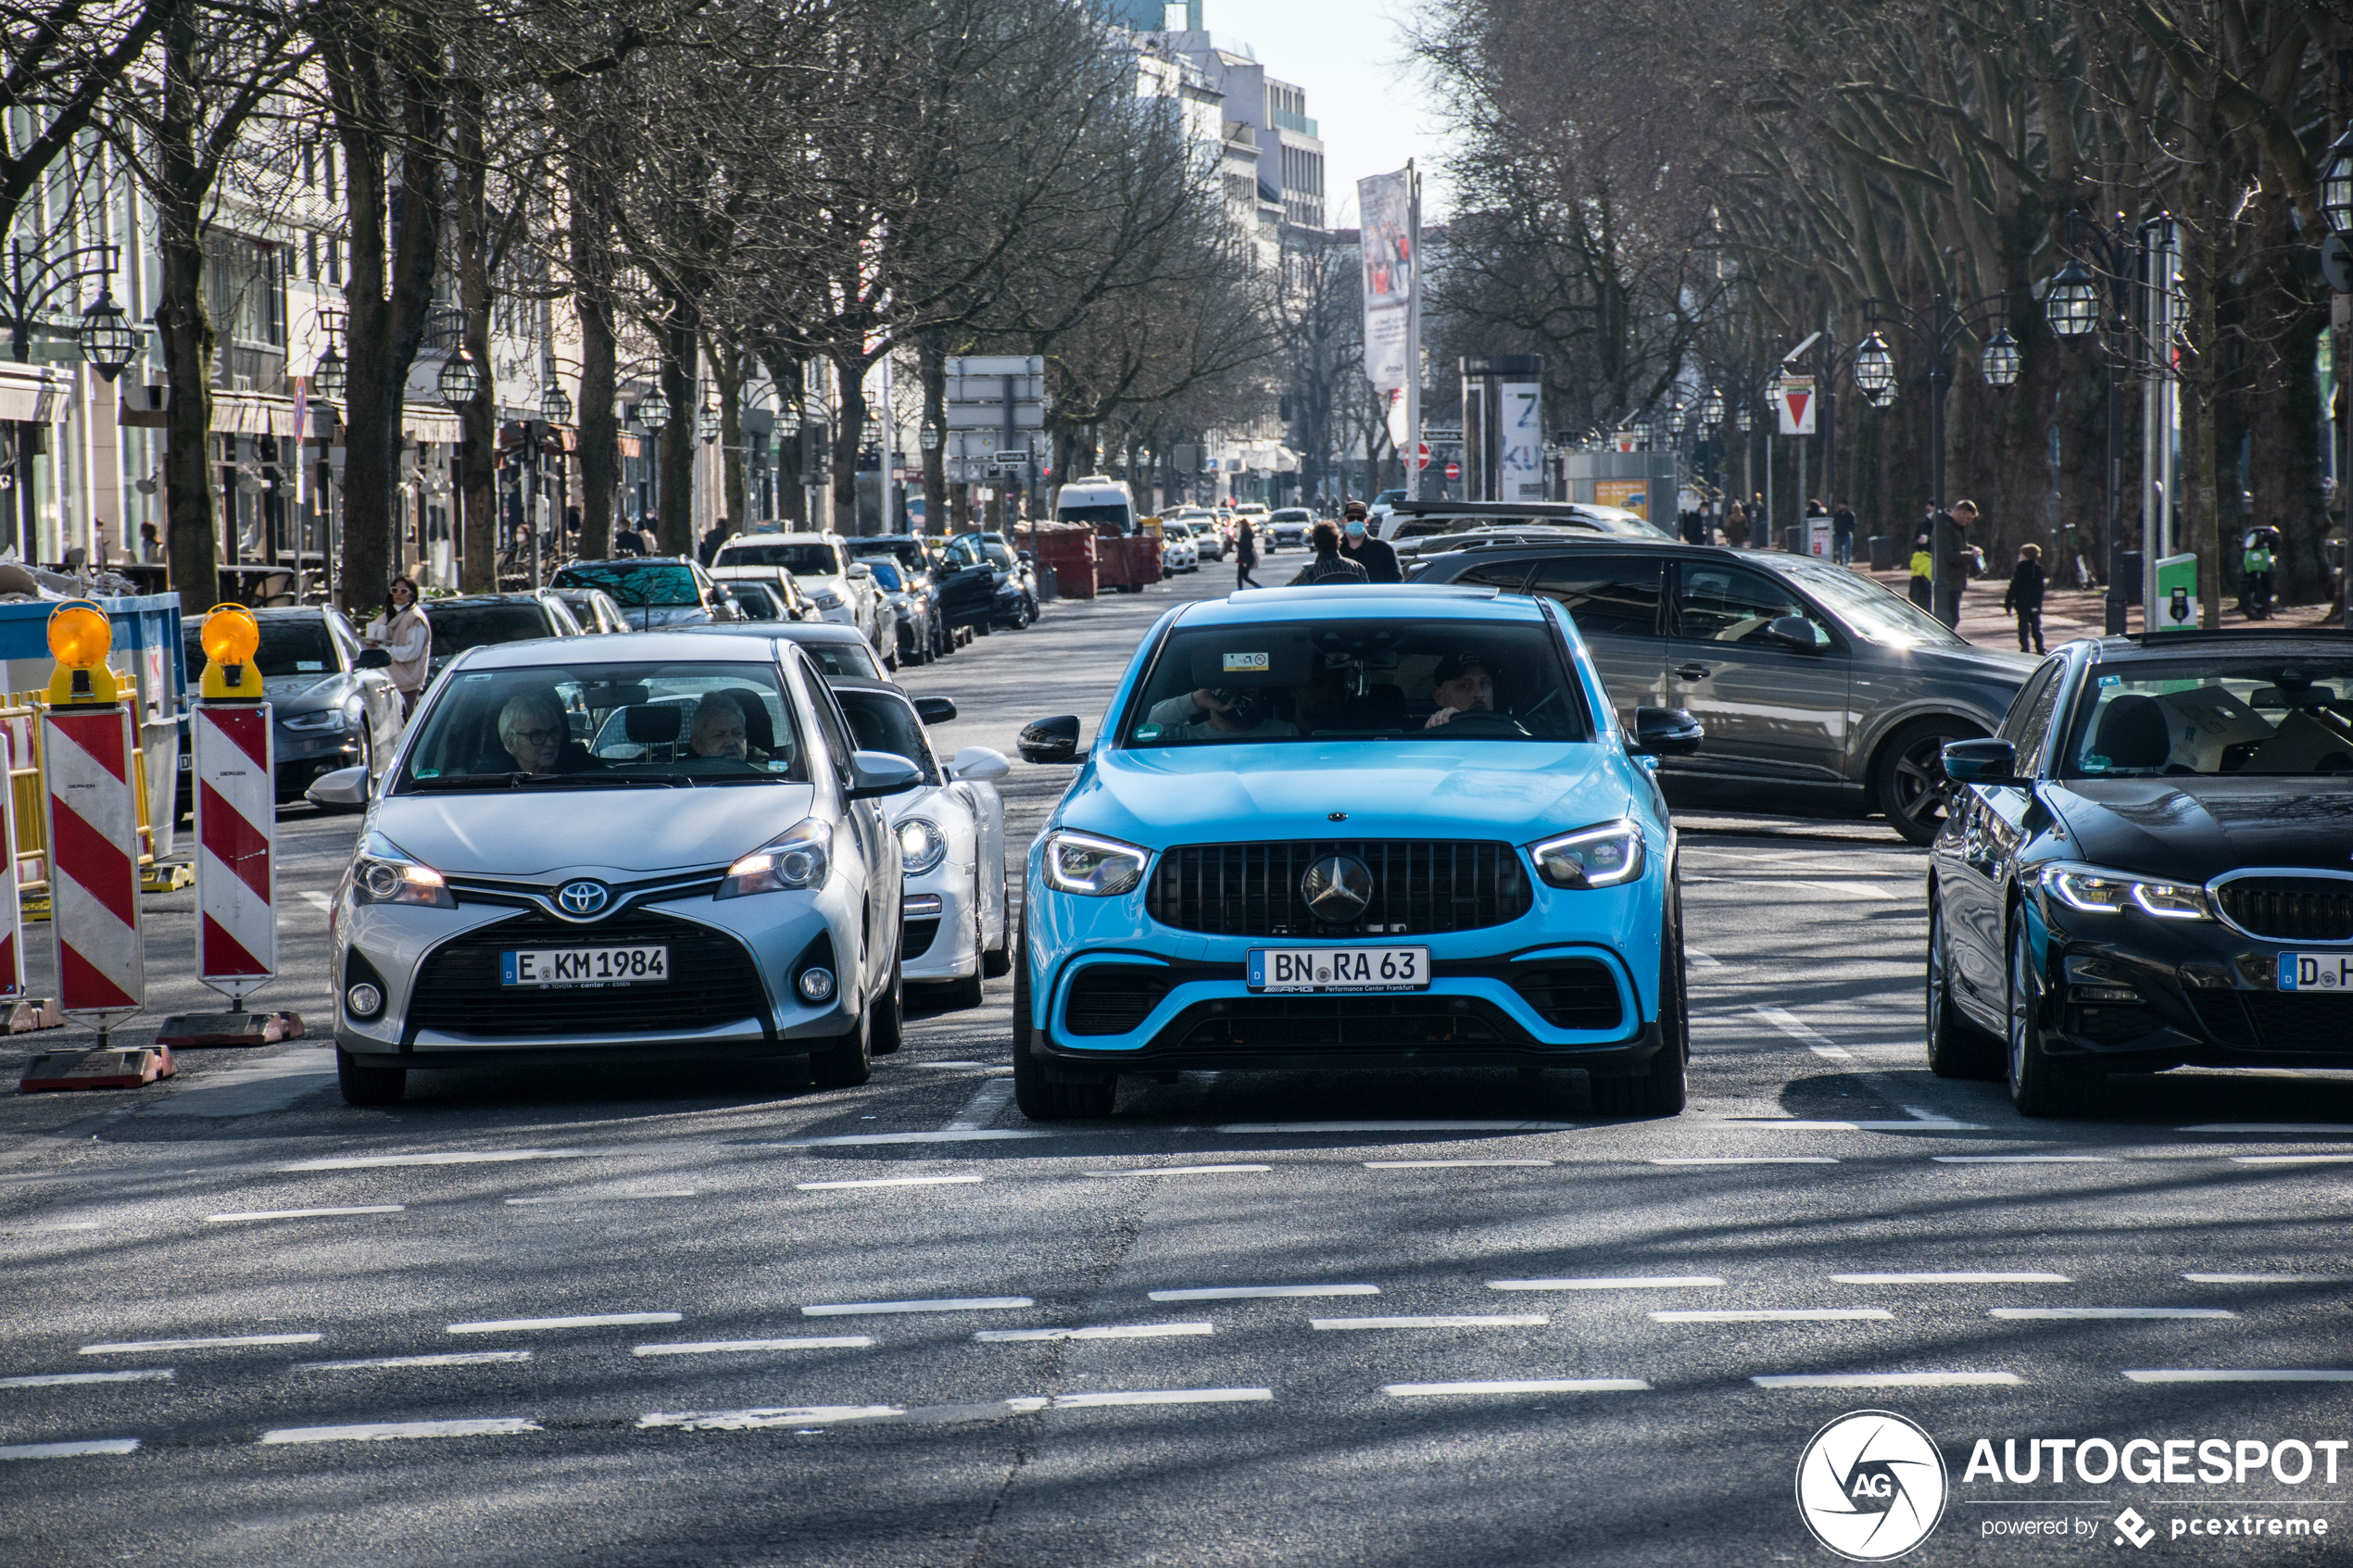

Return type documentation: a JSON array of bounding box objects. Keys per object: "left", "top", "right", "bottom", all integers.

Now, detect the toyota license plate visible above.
[
  {"left": 501, "top": 945, "right": 669, "bottom": 987},
  {"left": 1247, "top": 946, "right": 1429, "bottom": 994},
  {"left": 2278, "top": 952, "right": 2353, "bottom": 991}
]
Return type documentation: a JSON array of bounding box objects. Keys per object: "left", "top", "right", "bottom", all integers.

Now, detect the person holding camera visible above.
[{"left": 1143, "top": 686, "right": 1299, "bottom": 741}]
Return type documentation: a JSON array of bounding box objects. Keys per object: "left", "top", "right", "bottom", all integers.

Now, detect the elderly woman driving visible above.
[{"left": 497, "top": 689, "right": 592, "bottom": 776}]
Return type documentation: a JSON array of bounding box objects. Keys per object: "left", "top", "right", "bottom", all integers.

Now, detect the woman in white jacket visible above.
[{"left": 363, "top": 575, "right": 432, "bottom": 717}]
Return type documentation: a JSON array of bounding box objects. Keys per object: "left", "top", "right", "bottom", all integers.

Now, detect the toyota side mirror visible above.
[
  {"left": 1629, "top": 707, "right": 1703, "bottom": 757},
  {"left": 1941, "top": 737, "right": 2017, "bottom": 785},
  {"left": 356, "top": 647, "right": 393, "bottom": 670},
  {"left": 950, "top": 745, "right": 1011, "bottom": 783},
  {"left": 1763, "top": 616, "right": 1829, "bottom": 651},
  {"left": 914, "top": 696, "right": 958, "bottom": 724},
  {"left": 846, "top": 749, "right": 924, "bottom": 799},
  {"left": 1018, "top": 714, "right": 1084, "bottom": 765},
  {"left": 306, "top": 764, "right": 371, "bottom": 808}
]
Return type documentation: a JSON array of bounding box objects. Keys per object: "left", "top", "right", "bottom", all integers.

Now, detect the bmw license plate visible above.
[
  {"left": 1247, "top": 946, "right": 1429, "bottom": 994},
  {"left": 2278, "top": 953, "right": 2353, "bottom": 991},
  {"left": 501, "top": 945, "right": 669, "bottom": 987}
]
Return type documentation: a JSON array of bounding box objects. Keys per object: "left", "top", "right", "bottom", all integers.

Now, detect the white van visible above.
[{"left": 1053, "top": 477, "right": 1138, "bottom": 535}]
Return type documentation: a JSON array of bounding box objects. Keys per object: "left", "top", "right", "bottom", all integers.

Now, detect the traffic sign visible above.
[
  {"left": 1777, "top": 375, "right": 1816, "bottom": 436},
  {"left": 1443, "top": 460, "right": 1461, "bottom": 481},
  {"left": 1414, "top": 441, "right": 1431, "bottom": 471}
]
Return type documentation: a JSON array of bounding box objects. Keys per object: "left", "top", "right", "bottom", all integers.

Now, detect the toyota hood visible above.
[
  {"left": 372, "top": 784, "right": 819, "bottom": 876},
  {"left": 1062, "top": 742, "right": 1640, "bottom": 847}
]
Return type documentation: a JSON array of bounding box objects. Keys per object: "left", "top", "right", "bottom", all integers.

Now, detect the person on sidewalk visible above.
[
  {"left": 1907, "top": 536, "right": 1934, "bottom": 611},
  {"left": 1337, "top": 502, "right": 1400, "bottom": 582},
  {"left": 1831, "top": 498, "right": 1856, "bottom": 566},
  {"left": 1931, "top": 499, "right": 1984, "bottom": 629},
  {"left": 2003, "top": 542, "right": 2046, "bottom": 655},
  {"left": 364, "top": 575, "right": 432, "bottom": 718},
  {"left": 2241, "top": 527, "right": 2276, "bottom": 620},
  {"left": 1235, "top": 513, "right": 1261, "bottom": 589},
  {"left": 1725, "top": 500, "right": 1751, "bottom": 549},
  {"left": 1288, "top": 521, "right": 1369, "bottom": 585}
]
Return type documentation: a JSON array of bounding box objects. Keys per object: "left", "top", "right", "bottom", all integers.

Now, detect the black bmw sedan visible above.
[{"left": 1928, "top": 630, "right": 2353, "bottom": 1116}]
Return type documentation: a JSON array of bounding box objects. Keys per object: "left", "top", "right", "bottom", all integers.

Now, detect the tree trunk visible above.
[
  {"left": 453, "top": 82, "right": 497, "bottom": 593},
  {"left": 658, "top": 312, "right": 696, "bottom": 556},
  {"left": 562, "top": 128, "right": 618, "bottom": 560},
  {"left": 714, "top": 342, "right": 746, "bottom": 532},
  {"left": 154, "top": 17, "right": 218, "bottom": 619},
  {"left": 829, "top": 349, "right": 868, "bottom": 536},
  {"left": 919, "top": 330, "right": 945, "bottom": 536}
]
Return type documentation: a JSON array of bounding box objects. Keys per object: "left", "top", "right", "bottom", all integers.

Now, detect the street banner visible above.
[
  {"left": 1358, "top": 169, "right": 1415, "bottom": 394},
  {"left": 1498, "top": 381, "right": 1544, "bottom": 502},
  {"left": 194, "top": 704, "right": 276, "bottom": 996},
  {"left": 42, "top": 706, "right": 144, "bottom": 1023},
  {"left": 1778, "top": 375, "right": 1816, "bottom": 435}
]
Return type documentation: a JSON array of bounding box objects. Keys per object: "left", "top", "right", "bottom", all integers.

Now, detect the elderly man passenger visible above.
[{"left": 686, "top": 692, "right": 769, "bottom": 763}]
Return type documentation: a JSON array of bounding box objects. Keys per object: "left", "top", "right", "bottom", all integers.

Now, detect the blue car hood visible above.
[
  {"left": 373, "top": 784, "right": 818, "bottom": 875},
  {"left": 1066, "top": 741, "right": 1638, "bottom": 846}
]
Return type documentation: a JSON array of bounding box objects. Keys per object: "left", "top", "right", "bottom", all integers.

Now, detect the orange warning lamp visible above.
[
  {"left": 44, "top": 602, "right": 120, "bottom": 706},
  {"left": 199, "top": 603, "right": 262, "bottom": 700}
]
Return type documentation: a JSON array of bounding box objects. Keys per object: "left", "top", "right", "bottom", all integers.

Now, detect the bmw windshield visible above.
[
  {"left": 1123, "top": 618, "right": 1592, "bottom": 746},
  {"left": 2062, "top": 659, "right": 2353, "bottom": 778},
  {"left": 395, "top": 661, "right": 809, "bottom": 791}
]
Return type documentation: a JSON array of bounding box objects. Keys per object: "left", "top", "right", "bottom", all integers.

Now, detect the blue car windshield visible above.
[
  {"left": 396, "top": 661, "right": 808, "bottom": 791},
  {"left": 1124, "top": 618, "right": 1592, "bottom": 746}
]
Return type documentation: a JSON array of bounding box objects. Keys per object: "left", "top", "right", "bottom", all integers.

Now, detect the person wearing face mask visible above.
[{"left": 1336, "top": 501, "right": 1401, "bottom": 582}]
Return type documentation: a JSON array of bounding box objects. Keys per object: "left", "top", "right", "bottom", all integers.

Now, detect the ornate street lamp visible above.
[
  {"left": 1853, "top": 331, "right": 1895, "bottom": 396},
  {"left": 1980, "top": 328, "right": 2021, "bottom": 387},
  {"left": 1667, "top": 404, "right": 1687, "bottom": 437},
  {"left": 1628, "top": 420, "right": 1652, "bottom": 449},
  {"left": 2044, "top": 260, "right": 2100, "bottom": 339},
  {"left": 698, "top": 405, "right": 720, "bottom": 445},
  {"left": 1866, "top": 383, "right": 1897, "bottom": 411},
  {"left": 436, "top": 345, "right": 481, "bottom": 408},
  {"left": 637, "top": 385, "right": 671, "bottom": 432},
  {"left": 2322, "top": 125, "right": 2353, "bottom": 236},
  {"left": 313, "top": 345, "right": 346, "bottom": 401},
  {"left": 541, "top": 378, "right": 573, "bottom": 423},
  {"left": 919, "top": 423, "right": 940, "bottom": 453},
  {"left": 1700, "top": 387, "right": 1724, "bottom": 424},
  {"left": 78, "top": 285, "right": 137, "bottom": 382},
  {"left": 1733, "top": 404, "right": 1753, "bottom": 433}
]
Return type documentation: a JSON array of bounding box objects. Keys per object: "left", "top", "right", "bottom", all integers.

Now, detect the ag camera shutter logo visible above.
[{"left": 1795, "top": 1410, "right": 1949, "bottom": 1561}]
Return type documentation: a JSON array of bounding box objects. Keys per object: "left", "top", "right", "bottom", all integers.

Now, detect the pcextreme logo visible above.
[{"left": 1796, "top": 1410, "right": 1951, "bottom": 1562}]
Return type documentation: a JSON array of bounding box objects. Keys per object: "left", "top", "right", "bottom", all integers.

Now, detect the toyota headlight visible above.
[
  {"left": 1529, "top": 820, "right": 1645, "bottom": 889},
  {"left": 2039, "top": 862, "right": 2210, "bottom": 921},
  {"left": 717, "top": 817, "right": 832, "bottom": 899},
  {"left": 1041, "top": 829, "right": 1150, "bottom": 897},
  {"left": 351, "top": 832, "right": 455, "bottom": 909},
  {"left": 897, "top": 817, "right": 947, "bottom": 876}
]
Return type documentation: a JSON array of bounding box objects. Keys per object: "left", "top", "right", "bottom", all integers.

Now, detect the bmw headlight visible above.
[
  {"left": 717, "top": 817, "right": 832, "bottom": 899},
  {"left": 1529, "top": 820, "right": 1645, "bottom": 889},
  {"left": 1041, "top": 829, "right": 1150, "bottom": 897},
  {"left": 897, "top": 817, "right": 947, "bottom": 875},
  {"left": 351, "top": 832, "right": 455, "bottom": 909},
  {"left": 2038, "top": 862, "right": 2210, "bottom": 921}
]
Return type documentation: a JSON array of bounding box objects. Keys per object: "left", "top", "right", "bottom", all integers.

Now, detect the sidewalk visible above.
[{"left": 1856, "top": 562, "right": 2342, "bottom": 653}]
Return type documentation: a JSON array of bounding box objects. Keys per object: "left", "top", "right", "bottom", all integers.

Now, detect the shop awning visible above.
[
  {"left": 212, "top": 390, "right": 301, "bottom": 437},
  {"left": 0, "top": 363, "right": 64, "bottom": 423},
  {"left": 402, "top": 406, "right": 464, "bottom": 445}
]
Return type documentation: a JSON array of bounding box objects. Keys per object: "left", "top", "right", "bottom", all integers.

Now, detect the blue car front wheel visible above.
[{"left": 1591, "top": 889, "right": 1688, "bottom": 1119}]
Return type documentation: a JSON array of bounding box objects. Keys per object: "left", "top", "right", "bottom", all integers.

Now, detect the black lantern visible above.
[
  {"left": 2322, "top": 125, "right": 2353, "bottom": 237},
  {"left": 1700, "top": 387, "right": 1724, "bottom": 423},
  {"left": 2045, "top": 260, "right": 2099, "bottom": 339},
  {"left": 920, "top": 424, "right": 940, "bottom": 452},
  {"left": 437, "top": 346, "right": 481, "bottom": 408},
  {"left": 78, "top": 287, "right": 138, "bottom": 382},
  {"left": 1667, "top": 404, "right": 1687, "bottom": 437},
  {"left": 1854, "top": 332, "right": 1896, "bottom": 395},
  {"left": 541, "top": 378, "right": 573, "bottom": 423},
  {"left": 698, "top": 405, "right": 720, "bottom": 445},
  {"left": 313, "top": 345, "right": 346, "bottom": 401},
  {"left": 1733, "top": 404, "right": 1754, "bottom": 433},
  {"left": 637, "top": 386, "right": 671, "bottom": 432},
  {"left": 1981, "top": 328, "right": 2021, "bottom": 388},
  {"left": 1628, "top": 420, "right": 1652, "bottom": 448}
]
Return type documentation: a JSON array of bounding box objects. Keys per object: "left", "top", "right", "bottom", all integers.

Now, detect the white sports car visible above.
[
  {"left": 1161, "top": 528, "right": 1199, "bottom": 574},
  {"left": 828, "top": 678, "right": 1011, "bottom": 1007}
]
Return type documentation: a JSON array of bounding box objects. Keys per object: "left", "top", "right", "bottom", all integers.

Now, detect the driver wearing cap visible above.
[{"left": 1424, "top": 651, "right": 1495, "bottom": 729}]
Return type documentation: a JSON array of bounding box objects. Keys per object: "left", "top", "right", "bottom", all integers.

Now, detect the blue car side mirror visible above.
[
  {"left": 1019, "top": 714, "right": 1084, "bottom": 764},
  {"left": 1941, "top": 738, "right": 2016, "bottom": 784}
]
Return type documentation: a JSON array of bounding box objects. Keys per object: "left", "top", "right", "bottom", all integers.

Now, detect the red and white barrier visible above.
[
  {"left": 0, "top": 729, "right": 30, "bottom": 1003},
  {"left": 41, "top": 706, "right": 145, "bottom": 1026},
  {"left": 193, "top": 704, "right": 275, "bottom": 994}
]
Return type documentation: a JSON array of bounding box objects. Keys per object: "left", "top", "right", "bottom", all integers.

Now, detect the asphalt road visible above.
[{"left": 4, "top": 555, "right": 2351, "bottom": 1567}]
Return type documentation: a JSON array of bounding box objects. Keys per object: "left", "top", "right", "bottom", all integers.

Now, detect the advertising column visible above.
[{"left": 1358, "top": 166, "right": 1419, "bottom": 497}]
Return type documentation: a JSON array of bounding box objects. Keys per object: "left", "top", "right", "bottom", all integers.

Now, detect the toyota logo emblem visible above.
[
  {"left": 555, "top": 880, "right": 610, "bottom": 918},
  {"left": 1301, "top": 855, "right": 1373, "bottom": 923}
]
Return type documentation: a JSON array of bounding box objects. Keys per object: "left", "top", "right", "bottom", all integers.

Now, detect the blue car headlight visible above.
[
  {"left": 1041, "top": 829, "right": 1149, "bottom": 897},
  {"left": 352, "top": 832, "right": 456, "bottom": 909},
  {"left": 717, "top": 817, "right": 831, "bottom": 899},
  {"left": 1529, "top": 820, "right": 1645, "bottom": 889}
]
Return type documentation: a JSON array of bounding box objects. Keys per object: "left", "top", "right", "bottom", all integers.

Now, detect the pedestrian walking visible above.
[
  {"left": 1338, "top": 502, "right": 1400, "bottom": 582},
  {"left": 1725, "top": 500, "right": 1751, "bottom": 549},
  {"left": 2241, "top": 527, "right": 2277, "bottom": 620},
  {"left": 698, "top": 519, "right": 734, "bottom": 566},
  {"left": 1235, "top": 514, "right": 1261, "bottom": 589},
  {"left": 1288, "top": 521, "right": 1370, "bottom": 585},
  {"left": 1681, "top": 504, "right": 1709, "bottom": 547},
  {"left": 1907, "top": 537, "right": 1934, "bottom": 611},
  {"left": 2003, "top": 543, "right": 2046, "bottom": 654},
  {"left": 363, "top": 574, "right": 432, "bottom": 718},
  {"left": 1831, "top": 498, "right": 1856, "bottom": 566},
  {"left": 1931, "top": 499, "right": 1983, "bottom": 629}
]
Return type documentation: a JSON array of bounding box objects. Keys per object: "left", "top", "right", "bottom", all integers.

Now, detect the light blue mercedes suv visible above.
[{"left": 1012, "top": 584, "right": 1703, "bottom": 1120}]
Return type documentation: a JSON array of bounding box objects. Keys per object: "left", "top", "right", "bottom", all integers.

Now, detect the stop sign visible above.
[{"left": 1444, "top": 460, "right": 1461, "bottom": 482}]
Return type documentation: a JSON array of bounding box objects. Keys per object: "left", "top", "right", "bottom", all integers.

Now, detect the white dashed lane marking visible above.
[
  {"left": 1987, "top": 1308, "right": 2236, "bottom": 1321},
  {"left": 1382, "top": 1378, "right": 1648, "bottom": 1398},
  {"left": 801, "top": 1298, "right": 1032, "bottom": 1316},
  {"left": 634, "top": 1338, "right": 874, "bottom": 1356},
  {"left": 1312, "top": 1315, "right": 1546, "bottom": 1330},
  {"left": 206, "top": 1206, "right": 404, "bottom": 1223},
  {"left": 1831, "top": 1273, "right": 2070, "bottom": 1286},
  {"left": 1753, "top": 1372, "right": 2022, "bottom": 1388},
  {"left": 1491, "top": 1277, "right": 1725, "bottom": 1291},
  {"left": 260, "top": 1418, "right": 542, "bottom": 1444},
  {"left": 298, "top": 1352, "right": 534, "bottom": 1371},
  {"left": 447, "top": 1313, "right": 679, "bottom": 1335},
  {"left": 0, "top": 1370, "right": 171, "bottom": 1388},
  {"left": 0, "top": 1438, "right": 140, "bottom": 1460},
  {"left": 1652, "top": 1310, "right": 1893, "bottom": 1323},
  {"left": 2122, "top": 1370, "right": 2353, "bottom": 1384},
  {"left": 1365, "top": 1160, "right": 1554, "bottom": 1169},
  {"left": 796, "top": 1176, "right": 983, "bottom": 1191},
  {"left": 81, "top": 1334, "right": 321, "bottom": 1355},
  {"left": 279, "top": 1149, "right": 585, "bottom": 1172},
  {"left": 1150, "top": 1285, "right": 1378, "bottom": 1301},
  {"left": 975, "top": 1323, "right": 1213, "bottom": 1343}
]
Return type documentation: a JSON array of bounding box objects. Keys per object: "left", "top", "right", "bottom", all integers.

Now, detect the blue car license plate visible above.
[
  {"left": 1248, "top": 946, "right": 1429, "bottom": 994},
  {"left": 2278, "top": 953, "right": 2353, "bottom": 991}
]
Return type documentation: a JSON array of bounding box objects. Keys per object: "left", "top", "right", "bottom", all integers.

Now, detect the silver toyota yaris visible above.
[{"left": 312, "top": 632, "right": 922, "bottom": 1106}]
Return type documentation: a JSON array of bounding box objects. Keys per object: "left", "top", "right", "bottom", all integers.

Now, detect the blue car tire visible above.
[
  {"left": 1591, "top": 889, "right": 1688, "bottom": 1118},
  {"left": 1012, "top": 911, "right": 1114, "bottom": 1120}
]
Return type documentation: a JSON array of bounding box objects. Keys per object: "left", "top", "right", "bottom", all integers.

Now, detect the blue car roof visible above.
[{"left": 1179, "top": 584, "right": 1529, "bottom": 626}]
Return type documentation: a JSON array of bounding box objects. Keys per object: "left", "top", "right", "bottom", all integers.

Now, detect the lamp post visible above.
[
  {"left": 636, "top": 385, "right": 670, "bottom": 544},
  {"left": 1858, "top": 292, "right": 2018, "bottom": 622},
  {"left": 2323, "top": 125, "right": 2353, "bottom": 628},
  {"left": 3, "top": 240, "right": 129, "bottom": 558},
  {"left": 2041, "top": 214, "right": 2154, "bottom": 635}
]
